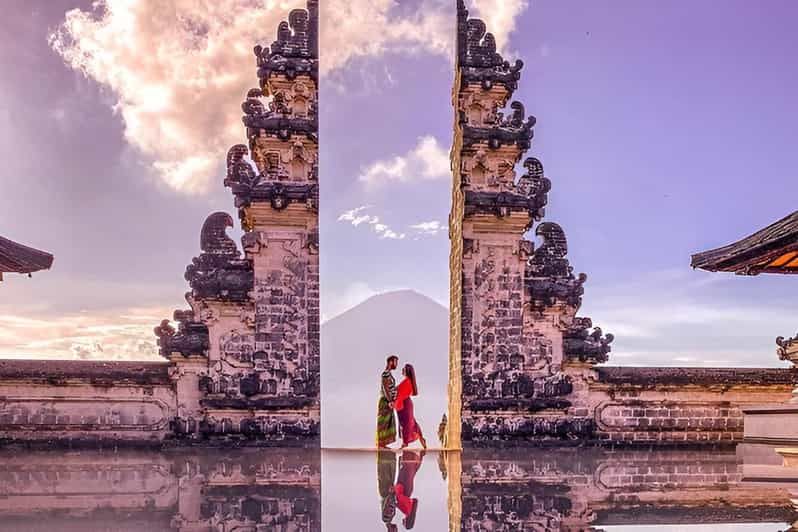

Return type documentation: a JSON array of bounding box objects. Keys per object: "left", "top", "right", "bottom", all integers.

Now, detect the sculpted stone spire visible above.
[
  {"left": 155, "top": 0, "right": 320, "bottom": 444},
  {"left": 447, "top": 1, "right": 611, "bottom": 447}
]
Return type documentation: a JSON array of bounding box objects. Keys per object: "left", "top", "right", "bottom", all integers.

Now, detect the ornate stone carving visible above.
[
  {"left": 184, "top": 213, "right": 253, "bottom": 302},
  {"left": 462, "top": 415, "right": 596, "bottom": 441},
  {"left": 457, "top": 0, "right": 524, "bottom": 93},
  {"left": 526, "top": 223, "right": 587, "bottom": 309},
  {"left": 154, "top": 310, "right": 209, "bottom": 358},
  {"left": 254, "top": 0, "right": 318, "bottom": 83},
  {"left": 564, "top": 317, "right": 614, "bottom": 364},
  {"left": 450, "top": 0, "right": 611, "bottom": 446},
  {"left": 462, "top": 105, "right": 535, "bottom": 150},
  {"left": 777, "top": 333, "right": 798, "bottom": 361},
  {"left": 153, "top": 0, "right": 319, "bottom": 444}
]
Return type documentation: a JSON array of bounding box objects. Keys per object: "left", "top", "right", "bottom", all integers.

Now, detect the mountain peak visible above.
[{"left": 325, "top": 289, "right": 446, "bottom": 325}]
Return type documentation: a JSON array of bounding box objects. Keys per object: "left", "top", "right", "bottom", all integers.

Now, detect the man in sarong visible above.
[
  {"left": 376, "top": 354, "right": 399, "bottom": 448},
  {"left": 377, "top": 450, "right": 397, "bottom": 530}
]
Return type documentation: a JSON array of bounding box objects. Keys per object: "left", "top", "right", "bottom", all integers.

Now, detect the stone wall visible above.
[
  {"left": 585, "top": 367, "right": 794, "bottom": 444},
  {"left": 0, "top": 360, "right": 176, "bottom": 445}
]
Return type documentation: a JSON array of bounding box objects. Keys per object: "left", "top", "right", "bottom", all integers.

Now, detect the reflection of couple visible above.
[
  {"left": 376, "top": 355, "right": 427, "bottom": 449},
  {"left": 377, "top": 450, "right": 424, "bottom": 531}
]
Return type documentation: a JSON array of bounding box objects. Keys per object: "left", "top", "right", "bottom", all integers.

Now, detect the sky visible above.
[{"left": 0, "top": 0, "right": 797, "bottom": 367}]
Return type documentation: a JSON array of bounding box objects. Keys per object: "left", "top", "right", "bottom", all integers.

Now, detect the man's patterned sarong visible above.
[{"left": 376, "top": 396, "right": 397, "bottom": 447}]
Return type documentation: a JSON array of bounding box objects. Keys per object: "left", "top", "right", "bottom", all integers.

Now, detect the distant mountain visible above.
[{"left": 321, "top": 290, "right": 449, "bottom": 448}]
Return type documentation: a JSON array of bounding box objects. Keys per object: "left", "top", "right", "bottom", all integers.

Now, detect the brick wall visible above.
[{"left": 586, "top": 367, "right": 794, "bottom": 445}]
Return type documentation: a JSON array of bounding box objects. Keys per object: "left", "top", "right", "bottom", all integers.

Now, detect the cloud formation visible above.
[
  {"left": 410, "top": 220, "right": 444, "bottom": 235},
  {"left": 49, "top": 1, "right": 526, "bottom": 194},
  {"left": 583, "top": 269, "right": 794, "bottom": 368},
  {"left": 358, "top": 136, "right": 449, "bottom": 186},
  {"left": 0, "top": 307, "right": 168, "bottom": 360},
  {"left": 337, "top": 205, "right": 406, "bottom": 240}
]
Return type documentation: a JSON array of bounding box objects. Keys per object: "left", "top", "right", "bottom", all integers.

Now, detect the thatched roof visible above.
[
  {"left": 691, "top": 210, "right": 798, "bottom": 275},
  {"left": 0, "top": 235, "right": 54, "bottom": 276}
]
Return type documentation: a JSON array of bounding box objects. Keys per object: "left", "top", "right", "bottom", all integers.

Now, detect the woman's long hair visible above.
[{"left": 404, "top": 364, "right": 418, "bottom": 396}]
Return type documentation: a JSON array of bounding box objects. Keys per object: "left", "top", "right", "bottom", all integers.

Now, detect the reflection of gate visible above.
[{"left": 452, "top": 447, "right": 794, "bottom": 530}]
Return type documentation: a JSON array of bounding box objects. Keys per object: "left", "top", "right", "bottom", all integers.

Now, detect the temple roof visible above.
[
  {"left": 691, "top": 210, "right": 798, "bottom": 275},
  {"left": 0, "top": 234, "right": 54, "bottom": 276}
]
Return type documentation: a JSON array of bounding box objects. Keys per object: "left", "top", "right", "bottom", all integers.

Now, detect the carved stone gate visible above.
[
  {"left": 155, "top": 0, "right": 321, "bottom": 444},
  {"left": 445, "top": 0, "right": 613, "bottom": 448}
]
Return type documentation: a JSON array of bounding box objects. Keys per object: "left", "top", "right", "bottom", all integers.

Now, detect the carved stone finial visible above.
[
  {"left": 200, "top": 212, "right": 240, "bottom": 257},
  {"left": 225, "top": 144, "right": 258, "bottom": 189},
  {"left": 516, "top": 157, "right": 551, "bottom": 221},
  {"left": 153, "top": 312, "right": 209, "bottom": 358},
  {"left": 536, "top": 222, "right": 568, "bottom": 260},
  {"left": 184, "top": 213, "right": 253, "bottom": 302},
  {"left": 778, "top": 334, "right": 798, "bottom": 362},
  {"left": 457, "top": 0, "right": 524, "bottom": 93},
  {"left": 154, "top": 319, "right": 175, "bottom": 340},
  {"left": 564, "top": 317, "right": 614, "bottom": 364},
  {"left": 525, "top": 222, "right": 588, "bottom": 308},
  {"left": 254, "top": 0, "right": 319, "bottom": 83}
]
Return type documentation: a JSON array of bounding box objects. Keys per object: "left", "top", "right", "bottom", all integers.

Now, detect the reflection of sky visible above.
[
  {"left": 323, "top": 450, "right": 449, "bottom": 531},
  {"left": 1, "top": 1, "right": 798, "bottom": 370}
]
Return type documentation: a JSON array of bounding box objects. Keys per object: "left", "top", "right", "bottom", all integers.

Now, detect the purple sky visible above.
[{"left": 1, "top": 0, "right": 797, "bottom": 367}]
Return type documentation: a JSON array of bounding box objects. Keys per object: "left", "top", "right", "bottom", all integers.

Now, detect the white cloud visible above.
[
  {"left": 49, "top": 1, "right": 527, "bottom": 194},
  {"left": 582, "top": 269, "right": 796, "bottom": 368},
  {"left": 337, "top": 205, "right": 405, "bottom": 240},
  {"left": 0, "top": 306, "right": 169, "bottom": 360},
  {"left": 49, "top": 0, "right": 280, "bottom": 194},
  {"left": 410, "top": 220, "right": 443, "bottom": 236},
  {"left": 468, "top": 0, "right": 529, "bottom": 58},
  {"left": 358, "top": 135, "right": 449, "bottom": 186}
]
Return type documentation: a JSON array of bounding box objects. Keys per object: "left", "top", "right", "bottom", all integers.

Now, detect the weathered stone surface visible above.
[
  {"left": 448, "top": 0, "right": 610, "bottom": 447},
  {"left": 152, "top": 0, "right": 320, "bottom": 445},
  {"left": 0, "top": 360, "right": 171, "bottom": 385},
  {"left": 445, "top": 0, "right": 798, "bottom": 450},
  {"left": 0, "top": 360, "right": 177, "bottom": 445},
  {"left": 596, "top": 367, "right": 795, "bottom": 388},
  {"left": 585, "top": 367, "right": 794, "bottom": 445}
]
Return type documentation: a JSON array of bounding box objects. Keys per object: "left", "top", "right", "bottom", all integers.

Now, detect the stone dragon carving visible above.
[
  {"left": 564, "top": 317, "right": 614, "bottom": 364},
  {"left": 154, "top": 310, "right": 209, "bottom": 358},
  {"left": 525, "top": 222, "right": 587, "bottom": 309},
  {"left": 184, "top": 212, "right": 253, "bottom": 302}
]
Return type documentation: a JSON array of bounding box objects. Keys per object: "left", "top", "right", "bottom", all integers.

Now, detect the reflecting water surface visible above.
[{"left": 0, "top": 445, "right": 795, "bottom": 531}]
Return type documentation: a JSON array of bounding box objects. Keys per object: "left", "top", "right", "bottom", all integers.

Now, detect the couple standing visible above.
[{"left": 376, "top": 354, "right": 427, "bottom": 449}]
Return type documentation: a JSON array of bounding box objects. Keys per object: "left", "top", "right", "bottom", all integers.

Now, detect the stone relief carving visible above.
[
  {"left": 153, "top": 0, "right": 319, "bottom": 443},
  {"left": 454, "top": 0, "right": 611, "bottom": 443}
]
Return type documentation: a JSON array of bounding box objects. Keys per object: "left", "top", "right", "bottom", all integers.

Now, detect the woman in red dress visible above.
[
  {"left": 393, "top": 363, "right": 427, "bottom": 449},
  {"left": 394, "top": 450, "right": 423, "bottom": 529}
]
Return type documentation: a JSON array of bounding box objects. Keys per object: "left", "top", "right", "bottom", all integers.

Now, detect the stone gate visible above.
[
  {"left": 0, "top": 0, "right": 794, "bottom": 449},
  {"left": 155, "top": 0, "right": 321, "bottom": 443},
  {"left": 445, "top": 0, "right": 793, "bottom": 448}
]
